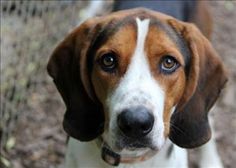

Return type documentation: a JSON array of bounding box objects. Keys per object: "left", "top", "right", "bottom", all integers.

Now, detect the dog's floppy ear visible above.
[
  {"left": 47, "top": 19, "right": 104, "bottom": 141},
  {"left": 168, "top": 20, "right": 228, "bottom": 148}
]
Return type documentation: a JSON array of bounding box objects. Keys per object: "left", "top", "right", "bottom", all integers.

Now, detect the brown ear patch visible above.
[
  {"left": 168, "top": 19, "right": 228, "bottom": 148},
  {"left": 47, "top": 19, "right": 105, "bottom": 141}
]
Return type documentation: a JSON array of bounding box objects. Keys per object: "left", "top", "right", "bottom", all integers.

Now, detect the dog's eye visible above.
[
  {"left": 160, "top": 56, "right": 179, "bottom": 74},
  {"left": 99, "top": 52, "right": 117, "bottom": 72}
]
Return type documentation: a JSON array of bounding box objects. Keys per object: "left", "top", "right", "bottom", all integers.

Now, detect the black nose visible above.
[{"left": 117, "top": 106, "right": 154, "bottom": 138}]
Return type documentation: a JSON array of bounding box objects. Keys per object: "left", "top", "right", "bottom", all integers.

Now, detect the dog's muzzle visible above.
[{"left": 98, "top": 106, "right": 157, "bottom": 166}]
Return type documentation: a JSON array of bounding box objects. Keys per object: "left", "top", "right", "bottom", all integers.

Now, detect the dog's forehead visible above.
[
  {"left": 87, "top": 8, "right": 171, "bottom": 45},
  {"left": 86, "top": 8, "right": 190, "bottom": 76},
  {"left": 87, "top": 12, "right": 170, "bottom": 58},
  {"left": 91, "top": 9, "right": 188, "bottom": 54}
]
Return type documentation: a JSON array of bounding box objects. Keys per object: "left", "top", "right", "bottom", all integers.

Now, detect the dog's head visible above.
[{"left": 47, "top": 8, "right": 227, "bottom": 165}]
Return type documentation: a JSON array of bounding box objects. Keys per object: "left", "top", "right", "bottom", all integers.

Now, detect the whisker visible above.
[{"left": 164, "top": 122, "right": 187, "bottom": 136}]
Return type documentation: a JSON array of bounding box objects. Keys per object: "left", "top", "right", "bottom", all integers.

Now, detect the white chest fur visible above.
[{"left": 65, "top": 137, "right": 188, "bottom": 168}]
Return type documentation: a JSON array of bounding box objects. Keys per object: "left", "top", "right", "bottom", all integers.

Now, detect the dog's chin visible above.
[
  {"left": 115, "top": 141, "right": 157, "bottom": 152},
  {"left": 100, "top": 135, "right": 165, "bottom": 166},
  {"left": 104, "top": 136, "right": 161, "bottom": 155},
  {"left": 101, "top": 141, "right": 156, "bottom": 162}
]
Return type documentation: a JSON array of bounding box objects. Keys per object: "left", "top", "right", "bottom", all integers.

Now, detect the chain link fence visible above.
[{"left": 1, "top": 1, "right": 114, "bottom": 167}]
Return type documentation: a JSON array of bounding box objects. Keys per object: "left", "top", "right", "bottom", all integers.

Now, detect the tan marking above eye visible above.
[{"left": 91, "top": 23, "right": 137, "bottom": 105}]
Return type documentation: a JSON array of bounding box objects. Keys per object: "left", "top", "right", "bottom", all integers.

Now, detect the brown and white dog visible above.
[{"left": 47, "top": 1, "right": 228, "bottom": 167}]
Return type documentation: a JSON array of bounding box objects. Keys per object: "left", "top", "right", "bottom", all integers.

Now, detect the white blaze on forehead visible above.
[
  {"left": 105, "top": 18, "right": 165, "bottom": 148},
  {"left": 107, "top": 18, "right": 165, "bottom": 114}
]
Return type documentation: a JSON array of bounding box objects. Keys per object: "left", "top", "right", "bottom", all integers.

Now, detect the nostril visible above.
[
  {"left": 140, "top": 114, "right": 154, "bottom": 133},
  {"left": 117, "top": 113, "right": 132, "bottom": 134},
  {"left": 117, "top": 106, "right": 154, "bottom": 138},
  {"left": 141, "top": 123, "right": 151, "bottom": 132}
]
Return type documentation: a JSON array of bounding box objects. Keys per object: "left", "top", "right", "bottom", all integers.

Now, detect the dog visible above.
[{"left": 47, "top": 1, "right": 228, "bottom": 167}]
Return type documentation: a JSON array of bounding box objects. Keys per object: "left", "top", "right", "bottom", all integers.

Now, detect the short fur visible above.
[{"left": 47, "top": 4, "right": 227, "bottom": 168}]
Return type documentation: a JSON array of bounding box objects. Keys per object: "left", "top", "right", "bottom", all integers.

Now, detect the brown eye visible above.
[
  {"left": 99, "top": 52, "right": 117, "bottom": 72},
  {"left": 160, "top": 56, "right": 179, "bottom": 74}
]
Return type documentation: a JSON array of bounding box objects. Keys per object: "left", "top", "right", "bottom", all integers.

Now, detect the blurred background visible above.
[{"left": 1, "top": 1, "right": 235, "bottom": 168}]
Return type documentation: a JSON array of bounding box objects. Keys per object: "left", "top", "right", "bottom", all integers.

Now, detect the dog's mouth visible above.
[
  {"left": 115, "top": 134, "right": 155, "bottom": 150},
  {"left": 98, "top": 138, "right": 158, "bottom": 166}
]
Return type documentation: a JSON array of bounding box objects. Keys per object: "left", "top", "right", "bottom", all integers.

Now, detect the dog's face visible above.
[
  {"left": 92, "top": 18, "right": 186, "bottom": 152},
  {"left": 47, "top": 8, "right": 227, "bottom": 164}
]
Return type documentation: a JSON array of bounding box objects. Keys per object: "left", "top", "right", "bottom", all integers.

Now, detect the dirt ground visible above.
[{"left": 2, "top": 1, "right": 236, "bottom": 168}]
